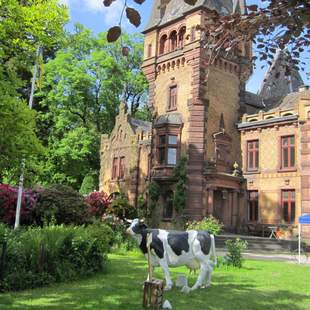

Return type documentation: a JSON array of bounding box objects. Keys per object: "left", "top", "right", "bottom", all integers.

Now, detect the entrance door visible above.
[{"left": 213, "top": 189, "right": 231, "bottom": 229}]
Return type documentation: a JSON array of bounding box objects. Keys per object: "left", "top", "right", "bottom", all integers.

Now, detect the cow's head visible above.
[{"left": 126, "top": 218, "right": 148, "bottom": 236}]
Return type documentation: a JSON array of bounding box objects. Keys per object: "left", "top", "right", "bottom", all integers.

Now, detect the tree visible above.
[
  {"left": 104, "top": 0, "right": 309, "bottom": 74},
  {"left": 35, "top": 25, "right": 148, "bottom": 189},
  {"left": 0, "top": 0, "right": 68, "bottom": 181}
]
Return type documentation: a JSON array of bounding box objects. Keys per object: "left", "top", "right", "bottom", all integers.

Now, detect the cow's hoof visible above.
[{"left": 181, "top": 286, "right": 190, "bottom": 294}]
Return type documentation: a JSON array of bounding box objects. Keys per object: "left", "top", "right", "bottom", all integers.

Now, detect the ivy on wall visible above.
[
  {"left": 172, "top": 156, "right": 188, "bottom": 214},
  {"left": 148, "top": 181, "right": 160, "bottom": 211}
]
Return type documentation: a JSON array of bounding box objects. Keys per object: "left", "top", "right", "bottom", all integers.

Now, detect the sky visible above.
[{"left": 58, "top": 0, "right": 309, "bottom": 94}]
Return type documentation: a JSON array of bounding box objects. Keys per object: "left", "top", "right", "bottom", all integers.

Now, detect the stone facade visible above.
[
  {"left": 99, "top": 1, "right": 309, "bottom": 238},
  {"left": 99, "top": 103, "right": 151, "bottom": 206},
  {"left": 238, "top": 89, "right": 310, "bottom": 238}
]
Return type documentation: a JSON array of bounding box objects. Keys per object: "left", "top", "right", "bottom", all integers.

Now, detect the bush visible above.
[
  {"left": 85, "top": 191, "right": 111, "bottom": 218},
  {"left": 79, "top": 173, "right": 97, "bottom": 196},
  {"left": 225, "top": 238, "right": 248, "bottom": 268},
  {"left": 108, "top": 193, "right": 137, "bottom": 220},
  {"left": 186, "top": 216, "right": 223, "bottom": 235},
  {"left": 0, "top": 223, "right": 113, "bottom": 291},
  {"left": 0, "top": 184, "right": 38, "bottom": 226},
  {"left": 101, "top": 214, "right": 136, "bottom": 251},
  {"left": 32, "top": 184, "right": 91, "bottom": 226}
]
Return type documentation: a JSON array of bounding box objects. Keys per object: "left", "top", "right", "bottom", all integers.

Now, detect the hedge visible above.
[{"left": 0, "top": 223, "right": 113, "bottom": 291}]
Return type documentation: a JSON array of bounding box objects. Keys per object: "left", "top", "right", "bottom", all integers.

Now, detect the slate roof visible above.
[
  {"left": 155, "top": 112, "right": 183, "bottom": 126},
  {"left": 258, "top": 50, "right": 304, "bottom": 109},
  {"left": 129, "top": 118, "right": 152, "bottom": 133},
  {"left": 144, "top": 0, "right": 235, "bottom": 32}
]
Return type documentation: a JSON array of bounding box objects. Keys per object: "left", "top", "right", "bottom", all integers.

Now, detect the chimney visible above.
[{"left": 299, "top": 85, "right": 310, "bottom": 92}]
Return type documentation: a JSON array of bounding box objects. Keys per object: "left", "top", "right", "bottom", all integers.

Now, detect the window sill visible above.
[
  {"left": 278, "top": 168, "right": 297, "bottom": 173},
  {"left": 244, "top": 170, "right": 260, "bottom": 175},
  {"left": 166, "top": 107, "right": 177, "bottom": 112}
]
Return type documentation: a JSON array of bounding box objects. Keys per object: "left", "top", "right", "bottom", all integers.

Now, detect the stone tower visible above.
[{"left": 142, "top": 0, "right": 252, "bottom": 226}]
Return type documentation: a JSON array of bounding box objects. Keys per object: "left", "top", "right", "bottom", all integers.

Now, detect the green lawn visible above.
[{"left": 0, "top": 250, "right": 310, "bottom": 310}]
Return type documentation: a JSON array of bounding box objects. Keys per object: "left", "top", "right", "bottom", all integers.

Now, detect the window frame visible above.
[
  {"left": 119, "top": 156, "right": 125, "bottom": 180},
  {"left": 280, "top": 135, "right": 296, "bottom": 170},
  {"left": 157, "top": 133, "right": 179, "bottom": 166},
  {"left": 281, "top": 189, "right": 296, "bottom": 223},
  {"left": 246, "top": 140, "right": 259, "bottom": 171},
  {"left": 248, "top": 191, "right": 259, "bottom": 222},
  {"left": 112, "top": 157, "right": 119, "bottom": 180},
  {"left": 167, "top": 85, "right": 177, "bottom": 111}
]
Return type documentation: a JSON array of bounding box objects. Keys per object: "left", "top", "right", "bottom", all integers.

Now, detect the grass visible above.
[{"left": 0, "top": 250, "right": 310, "bottom": 310}]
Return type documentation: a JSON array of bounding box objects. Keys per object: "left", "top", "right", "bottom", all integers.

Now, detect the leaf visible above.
[
  {"left": 247, "top": 5, "right": 258, "bottom": 11},
  {"left": 257, "top": 44, "right": 265, "bottom": 48},
  {"left": 126, "top": 7, "right": 141, "bottom": 27},
  {"left": 103, "top": 0, "right": 116, "bottom": 7},
  {"left": 107, "top": 26, "right": 121, "bottom": 42},
  {"left": 122, "top": 46, "right": 129, "bottom": 56},
  {"left": 184, "top": 0, "right": 198, "bottom": 5},
  {"left": 133, "top": 0, "right": 145, "bottom": 4}
]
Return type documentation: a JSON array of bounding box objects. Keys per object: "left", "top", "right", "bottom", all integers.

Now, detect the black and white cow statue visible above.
[{"left": 126, "top": 219, "right": 217, "bottom": 292}]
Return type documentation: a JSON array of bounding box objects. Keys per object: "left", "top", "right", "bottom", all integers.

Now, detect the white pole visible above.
[
  {"left": 14, "top": 47, "right": 41, "bottom": 230},
  {"left": 298, "top": 223, "right": 301, "bottom": 264}
]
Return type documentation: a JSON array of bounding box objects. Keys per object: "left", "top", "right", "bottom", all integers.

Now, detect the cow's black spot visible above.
[
  {"left": 167, "top": 232, "right": 189, "bottom": 256},
  {"left": 139, "top": 229, "right": 164, "bottom": 259},
  {"left": 197, "top": 231, "right": 211, "bottom": 255},
  {"left": 132, "top": 222, "right": 147, "bottom": 235}
]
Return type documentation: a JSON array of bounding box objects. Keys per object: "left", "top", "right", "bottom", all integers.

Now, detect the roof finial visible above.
[{"left": 219, "top": 113, "right": 225, "bottom": 132}]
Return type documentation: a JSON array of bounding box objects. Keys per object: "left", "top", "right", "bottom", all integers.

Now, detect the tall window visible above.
[
  {"left": 178, "top": 26, "right": 186, "bottom": 48},
  {"left": 170, "top": 31, "right": 177, "bottom": 52},
  {"left": 281, "top": 135, "right": 295, "bottom": 169},
  {"left": 247, "top": 140, "right": 259, "bottom": 171},
  {"left": 159, "top": 35, "right": 167, "bottom": 55},
  {"left": 168, "top": 85, "right": 177, "bottom": 110},
  {"left": 157, "top": 134, "right": 178, "bottom": 166},
  {"left": 163, "top": 190, "right": 173, "bottom": 219},
  {"left": 248, "top": 191, "right": 259, "bottom": 222},
  {"left": 282, "top": 190, "right": 295, "bottom": 223},
  {"left": 119, "top": 156, "right": 125, "bottom": 179},
  {"left": 112, "top": 157, "right": 118, "bottom": 180},
  {"left": 147, "top": 43, "right": 152, "bottom": 58}
]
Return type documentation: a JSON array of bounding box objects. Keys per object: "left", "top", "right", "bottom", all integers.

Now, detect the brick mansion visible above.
[{"left": 99, "top": 0, "right": 310, "bottom": 238}]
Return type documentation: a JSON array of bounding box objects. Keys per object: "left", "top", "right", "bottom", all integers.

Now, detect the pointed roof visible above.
[
  {"left": 258, "top": 50, "right": 304, "bottom": 109},
  {"left": 233, "top": 0, "right": 247, "bottom": 14},
  {"left": 144, "top": 0, "right": 234, "bottom": 32}
]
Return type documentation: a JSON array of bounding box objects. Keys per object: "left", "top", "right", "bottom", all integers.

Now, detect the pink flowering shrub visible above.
[
  {"left": 0, "top": 184, "right": 38, "bottom": 226},
  {"left": 85, "top": 191, "right": 111, "bottom": 218}
]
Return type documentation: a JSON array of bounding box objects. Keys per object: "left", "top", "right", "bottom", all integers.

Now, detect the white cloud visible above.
[{"left": 59, "top": 0, "right": 124, "bottom": 26}]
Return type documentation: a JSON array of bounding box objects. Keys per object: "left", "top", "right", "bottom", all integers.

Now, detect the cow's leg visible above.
[
  {"left": 147, "top": 266, "right": 154, "bottom": 281},
  {"left": 159, "top": 259, "right": 173, "bottom": 290},
  {"left": 190, "top": 261, "right": 208, "bottom": 291},
  {"left": 202, "top": 262, "right": 213, "bottom": 288}
]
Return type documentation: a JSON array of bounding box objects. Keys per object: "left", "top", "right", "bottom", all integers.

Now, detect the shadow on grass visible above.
[{"left": 0, "top": 255, "right": 309, "bottom": 310}]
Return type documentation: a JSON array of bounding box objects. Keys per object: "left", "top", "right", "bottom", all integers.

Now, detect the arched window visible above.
[
  {"left": 170, "top": 31, "right": 177, "bottom": 52},
  {"left": 178, "top": 26, "right": 186, "bottom": 48},
  {"left": 265, "top": 116, "right": 274, "bottom": 119},
  {"left": 249, "top": 118, "right": 258, "bottom": 122},
  {"left": 283, "top": 113, "right": 293, "bottom": 117},
  {"left": 159, "top": 34, "right": 167, "bottom": 55}
]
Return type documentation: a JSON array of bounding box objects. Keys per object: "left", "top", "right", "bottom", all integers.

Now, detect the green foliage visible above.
[
  {"left": 0, "top": 0, "right": 68, "bottom": 180},
  {"left": 32, "top": 185, "right": 91, "bottom": 226},
  {"left": 173, "top": 156, "right": 188, "bottom": 214},
  {"left": 225, "top": 238, "right": 248, "bottom": 268},
  {"left": 34, "top": 25, "right": 147, "bottom": 190},
  {"left": 148, "top": 181, "right": 160, "bottom": 211},
  {"left": 79, "top": 173, "right": 97, "bottom": 196},
  {"left": 0, "top": 223, "right": 113, "bottom": 291},
  {"left": 186, "top": 216, "right": 223, "bottom": 235},
  {"left": 109, "top": 193, "right": 137, "bottom": 220}
]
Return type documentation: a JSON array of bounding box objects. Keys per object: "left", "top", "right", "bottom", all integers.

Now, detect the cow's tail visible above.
[{"left": 210, "top": 234, "right": 217, "bottom": 268}]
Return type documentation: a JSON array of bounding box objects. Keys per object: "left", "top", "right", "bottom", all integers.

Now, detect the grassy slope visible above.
[{"left": 0, "top": 250, "right": 309, "bottom": 310}]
